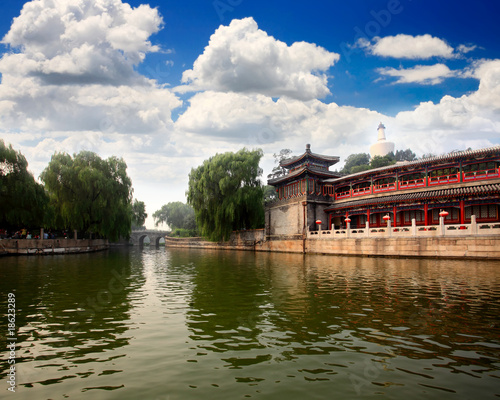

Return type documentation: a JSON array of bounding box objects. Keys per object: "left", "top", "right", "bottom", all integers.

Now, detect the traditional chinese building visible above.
[
  {"left": 266, "top": 143, "right": 500, "bottom": 238},
  {"left": 266, "top": 144, "right": 340, "bottom": 237}
]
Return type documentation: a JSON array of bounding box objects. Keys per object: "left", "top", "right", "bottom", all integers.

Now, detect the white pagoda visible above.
[{"left": 370, "top": 122, "right": 395, "bottom": 158}]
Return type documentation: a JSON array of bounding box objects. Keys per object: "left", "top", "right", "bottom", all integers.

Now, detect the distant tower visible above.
[{"left": 370, "top": 122, "right": 395, "bottom": 158}]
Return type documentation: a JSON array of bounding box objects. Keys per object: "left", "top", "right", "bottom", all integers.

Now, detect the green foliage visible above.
[
  {"left": 263, "top": 185, "right": 277, "bottom": 202},
  {"left": 421, "top": 152, "right": 437, "bottom": 159},
  {"left": 153, "top": 201, "right": 196, "bottom": 230},
  {"left": 340, "top": 153, "right": 370, "bottom": 175},
  {"left": 350, "top": 164, "right": 371, "bottom": 174},
  {"left": 395, "top": 148, "right": 417, "bottom": 162},
  {"left": 132, "top": 199, "right": 147, "bottom": 230},
  {"left": 170, "top": 228, "right": 198, "bottom": 238},
  {"left": 340, "top": 149, "right": 417, "bottom": 175},
  {"left": 370, "top": 152, "right": 396, "bottom": 169},
  {"left": 40, "top": 151, "right": 133, "bottom": 241},
  {"left": 267, "top": 148, "right": 292, "bottom": 180},
  {"left": 187, "top": 148, "right": 264, "bottom": 242},
  {"left": 0, "top": 140, "right": 48, "bottom": 229}
]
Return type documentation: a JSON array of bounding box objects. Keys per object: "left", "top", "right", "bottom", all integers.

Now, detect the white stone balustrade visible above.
[{"left": 307, "top": 215, "right": 500, "bottom": 239}]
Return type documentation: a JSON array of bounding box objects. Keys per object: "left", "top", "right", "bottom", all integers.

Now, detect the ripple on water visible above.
[{"left": 1, "top": 249, "right": 500, "bottom": 399}]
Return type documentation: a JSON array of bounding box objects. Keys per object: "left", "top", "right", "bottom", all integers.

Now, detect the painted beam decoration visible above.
[{"left": 267, "top": 142, "right": 500, "bottom": 231}]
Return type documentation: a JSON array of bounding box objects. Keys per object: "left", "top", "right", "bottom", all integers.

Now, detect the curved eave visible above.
[
  {"left": 281, "top": 152, "right": 340, "bottom": 168},
  {"left": 324, "top": 184, "right": 500, "bottom": 212},
  {"left": 268, "top": 166, "right": 340, "bottom": 185},
  {"left": 324, "top": 145, "right": 500, "bottom": 185}
]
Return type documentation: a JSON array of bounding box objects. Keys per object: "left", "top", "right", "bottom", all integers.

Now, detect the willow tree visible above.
[
  {"left": 0, "top": 140, "right": 48, "bottom": 229},
  {"left": 40, "top": 151, "right": 133, "bottom": 240},
  {"left": 153, "top": 202, "right": 195, "bottom": 230},
  {"left": 131, "top": 199, "right": 148, "bottom": 230},
  {"left": 187, "top": 148, "right": 264, "bottom": 242}
]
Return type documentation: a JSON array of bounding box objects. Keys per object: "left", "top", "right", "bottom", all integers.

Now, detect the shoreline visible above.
[
  {"left": 0, "top": 238, "right": 109, "bottom": 256},
  {"left": 165, "top": 230, "right": 500, "bottom": 260}
]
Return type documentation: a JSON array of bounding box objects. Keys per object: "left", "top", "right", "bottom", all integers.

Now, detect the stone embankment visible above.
[
  {"left": 1, "top": 239, "right": 109, "bottom": 255},
  {"left": 165, "top": 227, "right": 500, "bottom": 260}
]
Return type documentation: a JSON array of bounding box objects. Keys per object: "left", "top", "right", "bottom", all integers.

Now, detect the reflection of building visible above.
[
  {"left": 266, "top": 143, "right": 500, "bottom": 234},
  {"left": 370, "top": 122, "right": 394, "bottom": 158}
]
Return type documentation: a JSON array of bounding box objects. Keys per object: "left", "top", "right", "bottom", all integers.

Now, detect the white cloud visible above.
[
  {"left": 377, "top": 63, "right": 455, "bottom": 85},
  {"left": 457, "top": 44, "right": 477, "bottom": 54},
  {"left": 0, "top": 0, "right": 181, "bottom": 134},
  {"left": 179, "top": 17, "right": 339, "bottom": 100},
  {"left": 393, "top": 59, "right": 500, "bottom": 154},
  {"left": 174, "top": 91, "right": 385, "bottom": 169},
  {"left": 175, "top": 59, "right": 500, "bottom": 173},
  {"left": 364, "top": 34, "right": 455, "bottom": 59},
  {"left": 1, "top": 3, "right": 499, "bottom": 229},
  {"left": 2, "top": 0, "right": 163, "bottom": 82}
]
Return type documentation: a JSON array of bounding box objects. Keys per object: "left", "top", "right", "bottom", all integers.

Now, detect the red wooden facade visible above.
[{"left": 268, "top": 145, "right": 500, "bottom": 232}]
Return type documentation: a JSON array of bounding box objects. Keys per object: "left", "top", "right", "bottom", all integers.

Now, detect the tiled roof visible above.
[
  {"left": 281, "top": 145, "right": 339, "bottom": 168},
  {"left": 325, "top": 183, "right": 500, "bottom": 211},
  {"left": 325, "top": 145, "right": 500, "bottom": 184},
  {"left": 268, "top": 165, "right": 339, "bottom": 185}
]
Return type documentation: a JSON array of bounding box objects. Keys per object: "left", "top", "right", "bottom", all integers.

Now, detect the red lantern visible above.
[
  {"left": 345, "top": 217, "right": 351, "bottom": 223},
  {"left": 439, "top": 210, "right": 449, "bottom": 217},
  {"left": 315, "top": 220, "right": 322, "bottom": 225},
  {"left": 383, "top": 214, "right": 390, "bottom": 221}
]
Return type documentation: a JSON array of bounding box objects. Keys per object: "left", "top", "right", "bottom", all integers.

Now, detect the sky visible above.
[{"left": 1, "top": 0, "right": 500, "bottom": 229}]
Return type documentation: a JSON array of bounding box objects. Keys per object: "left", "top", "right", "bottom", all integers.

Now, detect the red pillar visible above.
[
  {"left": 367, "top": 209, "right": 370, "bottom": 228},
  {"left": 393, "top": 206, "right": 397, "bottom": 227},
  {"left": 424, "top": 204, "right": 429, "bottom": 226},
  {"left": 460, "top": 200, "right": 465, "bottom": 225}
]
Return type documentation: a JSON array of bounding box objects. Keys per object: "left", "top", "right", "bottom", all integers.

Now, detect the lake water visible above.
[{"left": 1, "top": 247, "right": 500, "bottom": 399}]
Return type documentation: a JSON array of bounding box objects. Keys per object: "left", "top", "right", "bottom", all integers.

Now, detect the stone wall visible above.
[
  {"left": 165, "top": 230, "right": 265, "bottom": 251},
  {"left": 306, "top": 200, "right": 330, "bottom": 231},
  {"left": 266, "top": 197, "right": 303, "bottom": 236},
  {"left": 1, "top": 239, "right": 109, "bottom": 255},
  {"left": 265, "top": 195, "right": 331, "bottom": 237},
  {"left": 305, "top": 236, "right": 500, "bottom": 259},
  {"left": 165, "top": 230, "right": 500, "bottom": 260}
]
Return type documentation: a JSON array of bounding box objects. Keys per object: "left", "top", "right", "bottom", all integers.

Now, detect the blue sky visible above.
[{"left": 1, "top": 0, "right": 499, "bottom": 228}]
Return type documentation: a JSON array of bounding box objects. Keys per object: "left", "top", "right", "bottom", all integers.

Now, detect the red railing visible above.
[
  {"left": 428, "top": 173, "right": 460, "bottom": 186},
  {"left": 352, "top": 186, "right": 371, "bottom": 197},
  {"left": 373, "top": 182, "right": 396, "bottom": 193},
  {"left": 462, "top": 168, "right": 500, "bottom": 182},
  {"left": 398, "top": 178, "right": 426, "bottom": 190},
  {"left": 335, "top": 190, "right": 351, "bottom": 200}
]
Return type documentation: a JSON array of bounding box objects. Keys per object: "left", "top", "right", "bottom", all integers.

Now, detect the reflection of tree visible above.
[
  {"left": 183, "top": 249, "right": 500, "bottom": 371},
  {"left": 184, "top": 250, "right": 267, "bottom": 357},
  {"left": 0, "top": 248, "right": 142, "bottom": 383}
]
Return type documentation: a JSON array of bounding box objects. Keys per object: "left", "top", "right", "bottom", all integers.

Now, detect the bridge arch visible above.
[{"left": 130, "top": 230, "right": 168, "bottom": 246}]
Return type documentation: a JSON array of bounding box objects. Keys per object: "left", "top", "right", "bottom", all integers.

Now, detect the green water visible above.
[{"left": 1, "top": 247, "right": 500, "bottom": 399}]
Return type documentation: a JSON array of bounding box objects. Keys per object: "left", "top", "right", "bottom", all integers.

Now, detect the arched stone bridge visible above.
[{"left": 130, "top": 230, "right": 169, "bottom": 246}]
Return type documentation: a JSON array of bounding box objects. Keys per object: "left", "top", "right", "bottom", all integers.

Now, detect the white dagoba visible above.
[{"left": 370, "top": 122, "right": 395, "bottom": 158}]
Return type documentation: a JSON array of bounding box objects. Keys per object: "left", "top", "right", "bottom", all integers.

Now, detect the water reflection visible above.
[
  {"left": 183, "top": 251, "right": 500, "bottom": 397},
  {"left": 0, "top": 249, "right": 143, "bottom": 392},
  {"left": 0, "top": 248, "right": 499, "bottom": 399}
]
